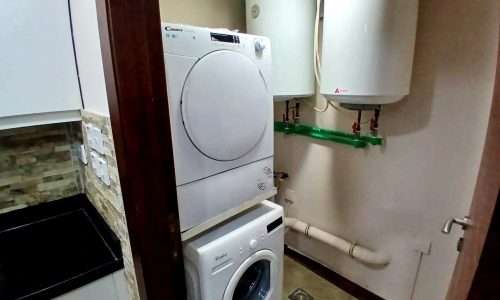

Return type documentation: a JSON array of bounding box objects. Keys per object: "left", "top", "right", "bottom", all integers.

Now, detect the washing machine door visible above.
[
  {"left": 181, "top": 50, "right": 269, "bottom": 161},
  {"left": 223, "top": 249, "right": 278, "bottom": 300}
]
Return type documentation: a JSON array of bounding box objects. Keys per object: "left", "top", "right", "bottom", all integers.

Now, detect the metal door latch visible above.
[{"left": 441, "top": 216, "right": 470, "bottom": 234}]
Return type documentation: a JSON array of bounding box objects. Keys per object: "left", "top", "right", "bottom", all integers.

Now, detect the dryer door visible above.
[
  {"left": 181, "top": 50, "right": 269, "bottom": 161},
  {"left": 223, "top": 249, "right": 278, "bottom": 300}
]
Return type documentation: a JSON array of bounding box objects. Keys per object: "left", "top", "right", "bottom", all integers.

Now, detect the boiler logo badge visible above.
[
  {"left": 335, "top": 88, "right": 340, "bottom": 94},
  {"left": 335, "top": 88, "right": 348, "bottom": 94}
]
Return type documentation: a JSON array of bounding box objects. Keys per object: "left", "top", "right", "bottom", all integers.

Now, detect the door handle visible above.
[{"left": 442, "top": 217, "right": 470, "bottom": 234}]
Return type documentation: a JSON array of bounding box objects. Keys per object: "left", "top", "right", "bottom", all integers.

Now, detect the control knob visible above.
[
  {"left": 254, "top": 39, "right": 266, "bottom": 52},
  {"left": 249, "top": 239, "right": 258, "bottom": 249}
]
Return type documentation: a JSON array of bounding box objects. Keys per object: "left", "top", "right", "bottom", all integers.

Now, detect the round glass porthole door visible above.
[
  {"left": 181, "top": 50, "right": 269, "bottom": 161},
  {"left": 233, "top": 260, "right": 270, "bottom": 299},
  {"left": 223, "top": 250, "right": 278, "bottom": 300}
]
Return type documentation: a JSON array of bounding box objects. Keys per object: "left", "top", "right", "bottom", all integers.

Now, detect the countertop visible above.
[{"left": 0, "top": 194, "right": 123, "bottom": 299}]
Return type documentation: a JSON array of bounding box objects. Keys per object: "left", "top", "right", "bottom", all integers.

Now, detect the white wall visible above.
[
  {"left": 275, "top": 0, "right": 498, "bottom": 299},
  {"left": 70, "top": 0, "right": 109, "bottom": 116},
  {"left": 159, "top": 0, "right": 246, "bottom": 31}
]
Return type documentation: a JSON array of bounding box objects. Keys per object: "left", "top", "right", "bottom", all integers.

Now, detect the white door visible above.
[
  {"left": 181, "top": 50, "right": 269, "bottom": 161},
  {"left": 223, "top": 250, "right": 278, "bottom": 300}
]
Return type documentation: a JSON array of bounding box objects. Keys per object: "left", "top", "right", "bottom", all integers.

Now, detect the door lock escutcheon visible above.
[{"left": 457, "top": 237, "right": 464, "bottom": 252}]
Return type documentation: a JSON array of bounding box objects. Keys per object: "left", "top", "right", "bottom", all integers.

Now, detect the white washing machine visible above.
[
  {"left": 161, "top": 23, "right": 274, "bottom": 232},
  {"left": 183, "top": 200, "right": 284, "bottom": 300}
]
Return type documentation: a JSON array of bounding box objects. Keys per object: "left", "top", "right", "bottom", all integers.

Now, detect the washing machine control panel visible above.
[
  {"left": 208, "top": 228, "right": 271, "bottom": 274},
  {"left": 207, "top": 227, "right": 274, "bottom": 271},
  {"left": 236, "top": 227, "right": 270, "bottom": 258},
  {"left": 234, "top": 216, "right": 283, "bottom": 260},
  {"left": 162, "top": 23, "right": 271, "bottom": 60}
]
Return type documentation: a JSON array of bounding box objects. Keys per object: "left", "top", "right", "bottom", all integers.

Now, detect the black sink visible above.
[{"left": 0, "top": 194, "right": 123, "bottom": 300}]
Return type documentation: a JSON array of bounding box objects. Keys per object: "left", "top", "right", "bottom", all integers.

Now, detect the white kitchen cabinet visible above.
[
  {"left": 53, "top": 270, "right": 129, "bottom": 300},
  {"left": 69, "top": 0, "right": 110, "bottom": 116},
  {"left": 0, "top": 0, "right": 82, "bottom": 129}
]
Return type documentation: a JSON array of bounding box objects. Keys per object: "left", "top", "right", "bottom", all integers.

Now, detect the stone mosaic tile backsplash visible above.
[
  {"left": 0, "top": 116, "right": 138, "bottom": 300},
  {"left": 0, "top": 124, "right": 81, "bottom": 213}
]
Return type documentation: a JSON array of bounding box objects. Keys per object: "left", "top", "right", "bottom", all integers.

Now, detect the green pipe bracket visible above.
[{"left": 274, "top": 121, "right": 383, "bottom": 149}]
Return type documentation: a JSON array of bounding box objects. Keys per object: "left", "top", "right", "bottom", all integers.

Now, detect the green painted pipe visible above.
[{"left": 274, "top": 121, "right": 383, "bottom": 148}]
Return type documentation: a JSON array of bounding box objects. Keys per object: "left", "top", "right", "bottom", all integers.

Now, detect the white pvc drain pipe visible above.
[{"left": 284, "top": 218, "right": 391, "bottom": 266}]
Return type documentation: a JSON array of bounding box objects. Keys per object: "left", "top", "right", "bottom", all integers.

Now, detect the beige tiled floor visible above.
[{"left": 282, "top": 255, "right": 357, "bottom": 300}]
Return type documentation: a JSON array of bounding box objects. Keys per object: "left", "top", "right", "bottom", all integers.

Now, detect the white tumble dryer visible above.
[
  {"left": 161, "top": 23, "right": 274, "bottom": 232},
  {"left": 183, "top": 200, "right": 284, "bottom": 300}
]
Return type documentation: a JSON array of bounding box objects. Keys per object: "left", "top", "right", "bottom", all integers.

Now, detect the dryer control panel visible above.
[{"left": 161, "top": 23, "right": 271, "bottom": 61}]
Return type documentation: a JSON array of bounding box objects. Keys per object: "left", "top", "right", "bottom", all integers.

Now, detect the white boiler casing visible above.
[
  {"left": 246, "top": 0, "right": 316, "bottom": 101},
  {"left": 320, "top": 0, "right": 419, "bottom": 105}
]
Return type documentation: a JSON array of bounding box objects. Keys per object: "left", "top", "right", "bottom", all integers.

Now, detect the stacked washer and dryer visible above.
[
  {"left": 160, "top": 0, "right": 419, "bottom": 298},
  {"left": 161, "top": 23, "right": 283, "bottom": 300}
]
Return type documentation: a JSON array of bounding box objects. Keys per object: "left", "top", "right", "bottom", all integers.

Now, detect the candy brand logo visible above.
[
  {"left": 215, "top": 253, "right": 228, "bottom": 261},
  {"left": 165, "top": 26, "right": 183, "bottom": 32}
]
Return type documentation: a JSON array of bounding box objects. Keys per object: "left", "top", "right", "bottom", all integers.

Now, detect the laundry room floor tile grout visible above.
[{"left": 283, "top": 255, "right": 357, "bottom": 300}]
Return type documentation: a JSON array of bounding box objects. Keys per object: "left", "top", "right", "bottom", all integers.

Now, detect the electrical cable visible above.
[
  {"left": 311, "top": 0, "right": 344, "bottom": 114},
  {"left": 313, "top": 0, "right": 322, "bottom": 86},
  {"left": 304, "top": 0, "right": 336, "bottom": 113},
  {"left": 304, "top": 97, "right": 330, "bottom": 112}
]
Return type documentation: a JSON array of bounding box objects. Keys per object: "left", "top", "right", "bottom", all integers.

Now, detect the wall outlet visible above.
[
  {"left": 85, "top": 124, "right": 105, "bottom": 155},
  {"left": 85, "top": 124, "right": 94, "bottom": 149},
  {"left": 90, "top": 151, "right": 100, "bottom": 177},
  {"left": 90, "top": 151, "right": 111, "bottom": 186},
  {"left": 284, "top": 189, "right": 296, "bottom": 205},
  {"left": 97, "top": 157, "right": 111, "bottom": 186},
  {"left": 76, "top": 143, "right": 88, "bottom": 165}
]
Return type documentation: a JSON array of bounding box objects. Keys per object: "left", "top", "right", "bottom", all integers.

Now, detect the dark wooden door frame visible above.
[{"left": 95, "top": 0, "right": 186, "bottom": 299}]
